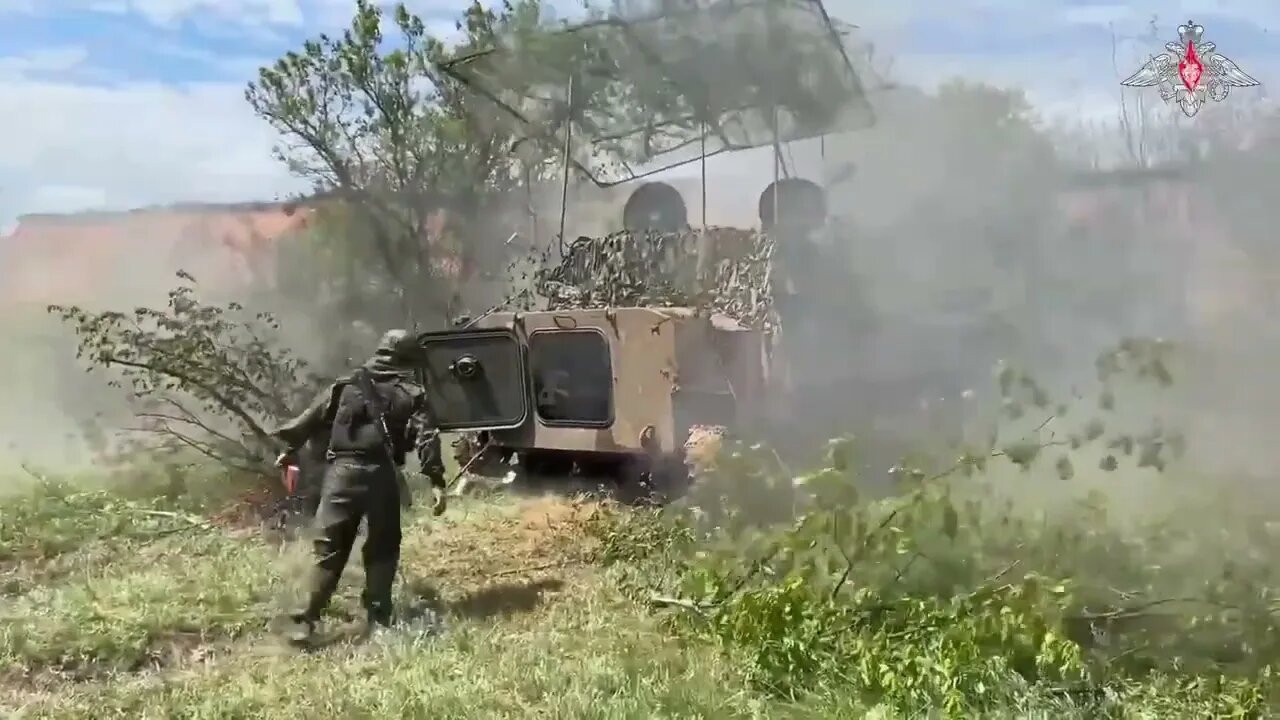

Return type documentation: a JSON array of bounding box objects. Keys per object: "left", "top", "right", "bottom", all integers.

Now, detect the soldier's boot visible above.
[
  {"left": 279, "top": 564, "right": 344, "bottom": 647},
  {"left": 361, "top": 562, "right": 398, "bottom": 632},
  {"left": 363, "top": 601, "right": 394, "bottom": 631},
  {"left": 279, "top": 613, "right": 317, "bottom": 646}
]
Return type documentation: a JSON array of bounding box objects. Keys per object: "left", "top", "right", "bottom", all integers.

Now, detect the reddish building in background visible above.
[
  {"left": 0, "top": 199, "right": 474, "bottom": 309},
  {"left": 0, "top": 202, "right": 316, "bottom": 307}
]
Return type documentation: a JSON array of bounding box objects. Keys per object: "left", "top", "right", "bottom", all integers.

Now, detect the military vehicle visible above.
[
  {"left": 415, "top": 305, "right": 763, "bottom": 499},
  {"left": 420, "top": 0, "right": 874, "bottom": 499}
]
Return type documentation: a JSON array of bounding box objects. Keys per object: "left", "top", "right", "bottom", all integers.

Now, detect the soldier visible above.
[{"left": 270, "top": 329, "right": 447, "bottom": 644}]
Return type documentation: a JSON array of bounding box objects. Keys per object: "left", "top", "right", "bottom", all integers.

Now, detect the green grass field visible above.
[
  {"left": 0, "top": 485, "right": 799, "bottom": 720},
  {"left": 2, "top": 441, "right": 1278, "bottom": 719}
]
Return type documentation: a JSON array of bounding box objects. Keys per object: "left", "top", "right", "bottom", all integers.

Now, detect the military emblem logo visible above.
[{"left": 1121, "top": 21, "right": 1260, "bottom": 118}]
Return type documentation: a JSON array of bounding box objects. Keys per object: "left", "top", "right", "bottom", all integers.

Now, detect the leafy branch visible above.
[{"left": 48, "top": 271, "right": 322, "bottom": 475}]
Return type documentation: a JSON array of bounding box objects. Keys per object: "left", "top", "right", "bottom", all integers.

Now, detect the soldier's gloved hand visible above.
[
  {"left": 274, "top": 451, "right": 294, "bottom": 468},
  {"left": 430, "top": 486, "right": 447, "bottom": 516}
]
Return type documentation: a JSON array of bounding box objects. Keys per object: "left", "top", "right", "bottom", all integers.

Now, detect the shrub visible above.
[{"left": 591, "top": 339, "right": 1279, "bottom": 716}]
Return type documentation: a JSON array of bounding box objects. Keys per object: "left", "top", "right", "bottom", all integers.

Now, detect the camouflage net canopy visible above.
[
  {"left": 437, "top": 0, "right": 873, "bottom": 186},
  {"left": 530, "top": 228, "right": 779, "bottom": 329}
]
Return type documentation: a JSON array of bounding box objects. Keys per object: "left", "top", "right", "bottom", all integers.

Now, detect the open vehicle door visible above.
[{"left": 415, "top": 328, "right": 529, "bottom": 432}]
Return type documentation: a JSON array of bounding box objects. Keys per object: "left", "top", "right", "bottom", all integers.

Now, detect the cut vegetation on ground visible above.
[{"left": 4, "top": 425, "right": 1280, "bottom": 718}]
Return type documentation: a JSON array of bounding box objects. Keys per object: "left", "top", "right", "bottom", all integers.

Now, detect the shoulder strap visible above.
[
  {"left": 320, "top": 381, "right": 347, "bottom": 425},
  {"left": 351, "top": 368, "right": 396, "bottom": 461}
]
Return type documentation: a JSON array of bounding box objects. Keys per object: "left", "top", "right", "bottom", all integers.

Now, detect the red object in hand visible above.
[{"left": 282, "top": 464, "right": 300, "bottom": 495}]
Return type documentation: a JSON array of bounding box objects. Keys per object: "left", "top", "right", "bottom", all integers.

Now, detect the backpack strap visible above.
[{"left": 351, "top": 368, "right": 397, "bottom": 463}]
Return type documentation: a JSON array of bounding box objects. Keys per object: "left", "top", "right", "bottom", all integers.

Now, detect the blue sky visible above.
[{"left": 0, "top": 0, "right": 1275, "bottom": 227}]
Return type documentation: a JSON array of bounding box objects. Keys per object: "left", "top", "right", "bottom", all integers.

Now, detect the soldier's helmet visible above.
[{"left": 369, "top": 328, "right": 418, "bottom": 369}]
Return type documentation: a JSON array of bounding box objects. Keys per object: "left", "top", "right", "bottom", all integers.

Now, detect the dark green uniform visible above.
[{"left": 270, "top": 330, "right": 445, "bottom": 639}]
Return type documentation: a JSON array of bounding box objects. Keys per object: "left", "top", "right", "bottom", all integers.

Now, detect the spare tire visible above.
[
  {"left": 623, "top": 182, "right": 688, "bottom": 234},
  {"left": 759, "top": 178, "right": 827, "bottom": 232}
]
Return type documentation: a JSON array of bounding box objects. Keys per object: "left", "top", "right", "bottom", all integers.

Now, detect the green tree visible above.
[
  {"left": 245, "top": 0, "right": 611, "bottom": 330},
  {"left": 248, "top": 1, "right": 493, "bottom": 326}
]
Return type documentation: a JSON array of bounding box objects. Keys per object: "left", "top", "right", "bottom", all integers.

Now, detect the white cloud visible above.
[
  {"left": 20, "top": 184, "right": 109, "bottom": 215},
  {"left": 0, "top": 46, "right": 90, "bottom": 77},
  {"left": 1, "top": 0, "right": 1275, "bottom": 227},
  {"left": 3, "top": 0, "right": 308, "bottom": 26},
  {"left": 140, "top": 0, "right": 304, "bottom": 26},
  {"left": 0, "top": 72, "right": 304, "bottom": 225},
  {"left": 0, "top": 4, "right": 476, "bottom": 227},
  {"left": 0, "top": 3, "right": 536, "bottom": 227},
  {"left": 0, "top": 0, "right": 567, "bottom": 31}
]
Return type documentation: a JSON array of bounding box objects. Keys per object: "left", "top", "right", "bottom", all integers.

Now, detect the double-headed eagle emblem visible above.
[{"left": 1121, "top": 21, "right": 1260, "bottom": 117}]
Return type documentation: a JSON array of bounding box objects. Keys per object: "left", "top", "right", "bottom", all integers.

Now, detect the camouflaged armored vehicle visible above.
[
  {"left": 416, "top": 304, "right": 764, "bottom": 500},
  {"left": 417, "top": 167, "right": 863, "bottom": 498},
  {"left": 415, "top": 221, "right": 783, "bottom": 500}
]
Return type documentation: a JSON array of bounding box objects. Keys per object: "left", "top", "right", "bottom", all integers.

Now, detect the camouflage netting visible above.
[
  {"left": 526, "top": 227, "right": 778, "bottom": 329},
  {"left": 437, "top": 0, "right": 872, "bottom": 187}
]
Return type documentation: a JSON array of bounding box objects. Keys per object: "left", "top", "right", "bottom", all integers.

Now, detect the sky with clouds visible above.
[{"left": 0, "top": 0, "right": 1275, "bottom": 228}]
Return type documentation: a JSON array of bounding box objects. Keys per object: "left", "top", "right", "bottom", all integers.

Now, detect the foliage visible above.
[
  {"left": 47, "top": 271, "right": 322, "bottom": 476},
  {"left": 4, "top": 485, "right": 729, "bottom": 718},
  {"left": 590, "top": 339, "right": 1279, "bottom": 716},
  {"left": 0, "top": 464, "right": 291, "bottom": 679},
  {"left": 245, "top": 0, "right": 539, "bottom": 325},
  {"left": 1, "top": 480, "right": 203, "bottom": 567},
  {"left": 5, "top": 377, "right": 1279, "bottom": 717},
  {"left": 8, "top": 556, "right": 769, "bottom": 720}
]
